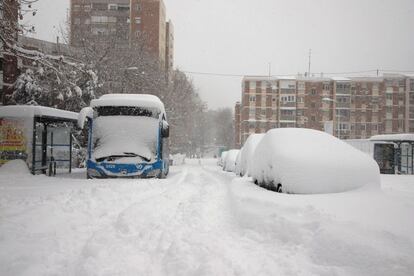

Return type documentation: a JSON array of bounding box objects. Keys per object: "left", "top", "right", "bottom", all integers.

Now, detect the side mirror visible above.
[
  {"left": 162, "top": 121, "right": 170, "bottom": 138},
  {"left": 78, "top": 107, "right": 94, "bottom": 129}
]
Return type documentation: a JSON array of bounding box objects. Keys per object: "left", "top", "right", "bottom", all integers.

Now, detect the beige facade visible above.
[{"left": 236, "top": 75, "right": 414, "bottom": 145}]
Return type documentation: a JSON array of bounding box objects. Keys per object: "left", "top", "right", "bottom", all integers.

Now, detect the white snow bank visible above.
[
  {"left": 239, "top": 133, "right": 265, "bottom": 177},
  {"left": 250, "top": 128, "right": 380, "bottom": 194},
  {"left": 0, "top": 160, "right": 30, "bottom": 176},
  {"left": 91, "top": 94, "right": 166, "bottom": 116},
  {"left": 93, "top": 116, "right": 159, "bottom": 162},
  {"left": 223, "top": 150, "right": 240, "bottom": 172}
]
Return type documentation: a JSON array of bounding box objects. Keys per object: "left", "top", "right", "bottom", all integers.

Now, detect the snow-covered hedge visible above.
[
  {"left": 250, "top": 128, "right": 380, "bottom": 194},
  {"left": 239, "top": 133, "right": 265, "bottom": 177},
  {"left": 223, "top": 150, "right": 240, "bottom": 172}
]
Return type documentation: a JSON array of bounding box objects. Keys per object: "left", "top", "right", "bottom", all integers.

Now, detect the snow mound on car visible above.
[
  {"left": 223, "top": 150, "right": 240, "bottom": 172},
  {"left": 0, "top": 159, "right": 30, "bottom": 176},
  {"left": 250, "top": 128, "right": 380, "bottom": 194},
  {"left": 239, "top": 133, "right": 265, "bottom": 177}
]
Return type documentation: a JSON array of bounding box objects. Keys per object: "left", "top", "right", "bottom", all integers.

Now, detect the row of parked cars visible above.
[{"left": 218, "top": 128, "right": 381, "bottom": 194}]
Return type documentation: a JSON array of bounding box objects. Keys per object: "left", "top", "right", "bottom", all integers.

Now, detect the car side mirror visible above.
[
  {"left": 162, "top": 121, "right": 170, "bottom": 138},
  {"left": 78, "top": 107, "right": 94, "bottom": 129}
]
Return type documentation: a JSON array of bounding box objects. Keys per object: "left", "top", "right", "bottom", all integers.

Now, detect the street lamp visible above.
[{"left": 322, "top": 97, "right": 341, "bottom": 139}]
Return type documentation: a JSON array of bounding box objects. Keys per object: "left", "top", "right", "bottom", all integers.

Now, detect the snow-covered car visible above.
[
  {"left": 250, "top": 128, "right": 380, "bottom": 194},
  {"left": 234, "top": 149, "right": 243, "bottom": 176},
  {"left": 218, "top": 151, "right": 228, "bottom": 167},
  {"left": 239, "top": 133, "right": 265, "bottom": 177},
  {"left": 223, "top": 149, "right": 240, "bottom": 172}
]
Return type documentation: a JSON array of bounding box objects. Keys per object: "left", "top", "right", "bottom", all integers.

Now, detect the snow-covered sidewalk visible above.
[{"left": 1, "top": 159, "right": 413, "bottom": 275}]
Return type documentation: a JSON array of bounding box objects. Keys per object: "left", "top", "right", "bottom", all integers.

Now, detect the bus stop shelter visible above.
[
  {"left": 0, "top": 105, "right": 78, "bottom": 175},
  {"left": 370, "top": 134, "right": 414, "bottom": 175}
]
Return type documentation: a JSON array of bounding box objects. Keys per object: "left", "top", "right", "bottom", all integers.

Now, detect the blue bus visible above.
[{"left": 79, "top": 94, "right": 170, "bottom": 179}]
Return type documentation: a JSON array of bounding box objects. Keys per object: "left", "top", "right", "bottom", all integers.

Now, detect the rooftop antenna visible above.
[{"left": 308, "top": 49, "right": 312, "bottom": 78}]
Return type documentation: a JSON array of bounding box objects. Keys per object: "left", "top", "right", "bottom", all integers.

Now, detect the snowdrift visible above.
[
  {"left": 0, "top": 160, "right": 30, "bottom": 176},
  {"left": 250, "top": 128, "right": 380, "bottom": 194},
  {"left": 239, "top": 133, "right": 265, "bottom": 177},
  {"left": 223, "top": 150, "right": 240, "bottom": 172}
]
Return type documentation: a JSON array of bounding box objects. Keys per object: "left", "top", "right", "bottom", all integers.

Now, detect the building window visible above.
[
  {"left": 136, "top": 4, "right": 141, "bottom": 11},
  {"left": 73, "top": 4, "right": 80, "bottom": 11},
  {"left": 135, "top": 17, "right": 141, "bottom": 24},
  {"left": 91, "top": 16, "right": 117, "bottom": 23},
  {"left": 249, "top": 96, "right": 256, "bottom": 102},
  {"left": 311, "top": 88, "right": 316, "bottom": 95},
  {"left": 85, "top": 18, "right": 91, "bottom": 25},
  {"left": 84, "top": 5, "right": 91, "bottom": 12},
  {"left": 118, "top": 4, "right": 130, "bottom": 11},
  {"left": 74, "top": 18, "right": 81, "bottom": 25},
  {"left": 108, "top": 4, "right": 118, "bottom": 10},
  {"left": 93, "top": 3, "right": 107, "bottom": 11}
]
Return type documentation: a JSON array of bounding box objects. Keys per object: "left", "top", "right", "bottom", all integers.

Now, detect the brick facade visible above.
[
  {"left": 69, "top": 0, "right": 170, "bottom": 70},
  {"left": 236, "top": 75, "right": 414, "bottom": 145}
]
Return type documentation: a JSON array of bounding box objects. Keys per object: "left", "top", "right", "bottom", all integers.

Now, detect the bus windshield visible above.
[
  {"left": 92, "top": 108, "right": 160, "bottom": 163},
  {"left": 96, "top": 106, "right": 161, "bottom": 119}
]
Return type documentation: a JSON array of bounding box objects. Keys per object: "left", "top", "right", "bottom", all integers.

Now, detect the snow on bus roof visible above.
[
  {"left": 91, "top": 94, "right": 165, "bottom": 113},
  {"left": 370, "top": 134, "right": 414, "bottom": 142},
  {"left": 0, "top": 105, "right": 78, "bottom": 121}
]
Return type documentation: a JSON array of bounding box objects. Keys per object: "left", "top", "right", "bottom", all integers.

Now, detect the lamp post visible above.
[{"left": 322, "top": 97, "right": 341, "bottom": 139}]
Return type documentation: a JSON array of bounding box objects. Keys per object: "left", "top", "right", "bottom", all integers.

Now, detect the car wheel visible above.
[{"left": 276, "top": 184, "right": 283, "bottom": 193}]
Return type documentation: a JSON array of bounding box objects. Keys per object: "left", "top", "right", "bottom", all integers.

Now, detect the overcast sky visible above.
[{"left": 27, "top": 0, "right": 414, "bottom": 110}]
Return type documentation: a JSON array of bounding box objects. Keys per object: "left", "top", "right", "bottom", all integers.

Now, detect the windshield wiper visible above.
[
  {"left": 123, "top": 152, "right": 151, "bottom": 162},
  {"left": 96, "top": 153, "right": 151, "bottom": 163}
]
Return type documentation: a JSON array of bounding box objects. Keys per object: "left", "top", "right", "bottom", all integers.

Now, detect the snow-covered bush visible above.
[
  {"left": 250, "top": 128, "right": 380, "bottom": 194},
  {"left": 223, "top": 150, "right": 240, "bottom": 172},
  {"left": 239, "top": 133, "right": 265, "bottom": 177}
]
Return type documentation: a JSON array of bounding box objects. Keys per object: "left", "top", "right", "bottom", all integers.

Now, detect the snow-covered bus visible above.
[{"left": 79, "top": 94, "right": 170, "bottom": 179}]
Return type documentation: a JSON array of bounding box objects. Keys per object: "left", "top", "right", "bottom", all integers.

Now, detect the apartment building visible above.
[
  {"left": 165, "top": 20, "right": 174, "bottom": 73},
  {"left": 69, "top": 0, "right": 171, "bottom": 70},
  {"left": 236, "top": 75, "right": 414, "bottom": 146}
]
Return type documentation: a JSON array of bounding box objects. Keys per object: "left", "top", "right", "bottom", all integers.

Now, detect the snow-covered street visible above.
[{"left": 1, "top": 159, "right": 414, "bottom": 276}]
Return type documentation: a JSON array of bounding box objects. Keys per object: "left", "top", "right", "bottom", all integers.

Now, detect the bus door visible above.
[{"left": 374, "top": 143, "right": 395, "bottom": 174}]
